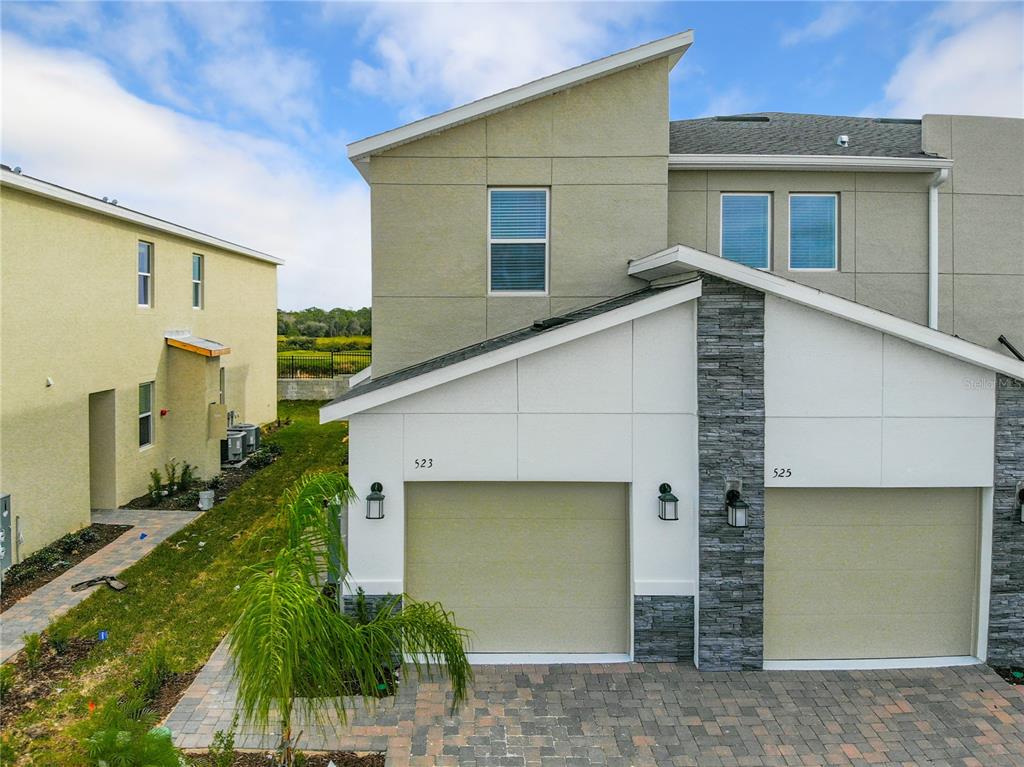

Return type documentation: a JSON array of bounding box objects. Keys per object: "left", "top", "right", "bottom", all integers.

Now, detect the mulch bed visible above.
[
  {"left": 148, "top": 669, "right": 201, "bottom": 719},
  {"left": 0, "top": 637, "right": 98, "bottom": 724},
  {"left": 993, "top": 666, "right": 1024, "bottom": 685},
  {"left": 1, "top": 524, "right": 133, "bottom": 612},
  {"left": 123, "top": 455, "right": 276, "bottom": 511},
  {"left": 189, "top": 751, "right": 384, "bottom": 766}
]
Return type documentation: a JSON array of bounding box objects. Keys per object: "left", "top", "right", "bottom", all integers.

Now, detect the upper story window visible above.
[
  {"left": 489, "top": 188, "right": 548, "bottom": 294},
  {"left": 789, "top": 194, "right": 837, "bottom": 270},
  {"left": 139, "top": 381, "right": 154, "bottom": 448},
  {"left": 192, "top": 254, "right": 204, "bottom": 309},
  {"left": 720, "top": 193, "right": 770, "bottom": 270},
  {"left": 137, "top": 241, "right": 153, "bottom": 306}
]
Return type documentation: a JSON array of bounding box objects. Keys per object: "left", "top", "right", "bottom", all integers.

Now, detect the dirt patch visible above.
[
  {"left": 0, "top": 637, "right": 98, "bottom": 723},
  {"left": 1, "top": 524, "right": 133, "bottom": 612},
  {"left": 123, "top": 450, "right": 280, "bottom": 511},
  {"left": 148, "top": 669, "right": 200, "bottom": 719},
  {"left": 992, "top": 666, "right": 1024, "bottom": 685},
  {"left": 188, "top": 751, "right": 384, "bottom": 766}
]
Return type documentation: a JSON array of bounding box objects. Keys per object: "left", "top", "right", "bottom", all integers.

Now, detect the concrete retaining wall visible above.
[{"left": 277, "top": 376, "right": 351, "bottom": 401}]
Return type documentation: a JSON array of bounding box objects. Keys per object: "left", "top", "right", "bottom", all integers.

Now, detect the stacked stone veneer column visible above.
[
  {"left": 988, "top": 374, "right": 1024, "bottom": 666},
  {"left": 696, "top": 277, "right": 766, "bottom": 671},
  {"left": 633, "top": 596, "right": 695, "bottom": 663}
]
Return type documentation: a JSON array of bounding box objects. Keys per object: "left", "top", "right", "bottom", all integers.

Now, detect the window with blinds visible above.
[
  {"left": 789, "top": 194, "right": 837, "bottom": 270},
  {"left": 721, "top": 193, "right": 771, "bottom": 269},
  {"left": 489, "top": 188, "right": 548, "bottom": 293}
]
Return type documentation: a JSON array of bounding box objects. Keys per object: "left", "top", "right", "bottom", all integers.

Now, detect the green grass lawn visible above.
[{"left": 7, "top": 401, "right": 347, "bottom": 765}]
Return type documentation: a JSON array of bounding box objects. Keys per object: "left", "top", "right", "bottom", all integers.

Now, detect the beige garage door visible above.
[
  {"left": 405, "top": 482, "right": 629, "bottom": 654},
  {"left": 765, "top": 488, "right": 981, "bottom": 661}
]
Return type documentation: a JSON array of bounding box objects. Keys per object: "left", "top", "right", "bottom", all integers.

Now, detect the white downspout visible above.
[{"left": 928, "top": 168, "right": 950, "bottom": 330}]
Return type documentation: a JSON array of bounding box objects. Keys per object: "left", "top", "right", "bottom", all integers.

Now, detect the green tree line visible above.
[{"left": 277, "top": 307, "right": 371, "bottom": 337}]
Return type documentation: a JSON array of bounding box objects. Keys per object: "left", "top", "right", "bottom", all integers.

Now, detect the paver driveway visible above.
[{"left": 169, "top": 641, "right": 1024, "bottom": 766}]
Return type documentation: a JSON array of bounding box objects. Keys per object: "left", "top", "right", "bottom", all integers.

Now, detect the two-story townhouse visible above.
[
  {"left": 322, "top": 32, "right": 1024, "bottom": 671},
  {"left": 0, "top": 165, "right": 280, "bottom": 561}
]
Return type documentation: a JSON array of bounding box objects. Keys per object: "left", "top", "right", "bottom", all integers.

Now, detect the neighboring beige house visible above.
[
  {"left": 324, "top": 32, "right": 1024, "bottom": 671},
  {"left": 0, "top": 165, "right": 280, "bottom": 561}
]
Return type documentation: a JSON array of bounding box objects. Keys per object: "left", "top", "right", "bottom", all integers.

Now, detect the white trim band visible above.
[
  {"left": 763, "top": 656, "right": 980, "bottom": 671},
  {"left": 669, "top": 153, "right": 954, "bottom": 173},
  {"left": 465, "top": 653, "right": 632, "bottom": 666}
]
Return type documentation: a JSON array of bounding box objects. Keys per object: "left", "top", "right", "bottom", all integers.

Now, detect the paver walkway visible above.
[
  {"left": 168, "top": 641, "right": 1024, "bottom": 766},
  {"left": 1, "top": 509, "right": 199, "bottom": 662}
]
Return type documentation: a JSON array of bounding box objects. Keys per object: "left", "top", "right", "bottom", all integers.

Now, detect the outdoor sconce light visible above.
[
  {"left": 658, "top": 483, "right": 679, "bottom": 521},
  {"left": 365, "top": 482, "right": 385, "bottom": 520},
  {"left": 725, "top": 480, "right": 749, "bottom": 528}
]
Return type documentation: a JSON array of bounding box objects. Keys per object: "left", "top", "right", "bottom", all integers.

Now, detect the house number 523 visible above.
[{"left": 413, "top": 458, "right": 433, "bottom": 469}]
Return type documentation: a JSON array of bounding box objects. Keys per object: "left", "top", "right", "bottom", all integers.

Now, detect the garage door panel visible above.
[
  {"left": 765, "top": 568, "right": 979, "bottom": 617},
  {"left": 769, "top": 524, "right": 977, "bottom": 572},
  {"left": 407, "top": 517, "right": 626, "bottom": 564},
  {"left": 406, "top": 482, "right": 628, "bottom": 654},
  {"left": 407, "top": 562, "right": 628, "bottom": 608},
  {"left": 766, "top": 611, "right": 975, "bottom": 660},
  {"left": 765, "top": 488, "right": 980, "bottom": 661}
]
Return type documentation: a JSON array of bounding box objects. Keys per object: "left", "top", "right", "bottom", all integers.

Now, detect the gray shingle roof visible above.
[
  {"left": 669, "top": 112, "right": 939, "bottom": 159},
  {"left": 327, "top": 282, "right": 696, "bottom": 407}
]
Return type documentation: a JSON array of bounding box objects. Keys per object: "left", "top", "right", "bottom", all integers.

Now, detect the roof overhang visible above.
[
  {"left": 1, "top": 168, "right": 283, "bottom": 266},
  {"left": 320, "top": 279, "right": 703, "bottom": 422},
  {"left": 668, "top": 154, "right": 954, "bottom": 173},
  {"left": 630, "top": 245, "right": 1024, "bottom": 381},
  {"left": 165, "top": 332, "right": 231, "bottom": 357},
  {"left": 347, "top": 30, "right": 694, "bottom": 174}
]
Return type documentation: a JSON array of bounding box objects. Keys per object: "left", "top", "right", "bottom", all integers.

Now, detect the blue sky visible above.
[{"left": 2, "top": 2, "right": 1022, "bottom": 308}]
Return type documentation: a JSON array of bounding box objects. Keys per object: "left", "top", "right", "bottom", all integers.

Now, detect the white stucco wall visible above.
[
  {"left": 764, "top": 295, "right": 996, "bottom": 487},
  {"left": 346, "top": 302, "right": 699, "bottom": 597}
]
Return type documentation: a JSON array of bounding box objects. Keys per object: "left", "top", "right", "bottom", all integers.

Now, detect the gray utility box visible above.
[
  {"left": 232, "top": 423, "right": 260, "bottom": 454},
  {"left": 1, "top": 494, "right": 11, "bottom": 573}
]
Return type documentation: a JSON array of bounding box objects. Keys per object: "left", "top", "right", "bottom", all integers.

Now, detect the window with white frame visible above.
[
  {"left": 489, "top": 188, "right": 548, "bottom": 293},
  {"left": 138, "top": 382, "right": 154, "bottom": 447},
  {"left": 192, "top": 254, "right": 204, "bottom": 308},
  {"left": 789, "top": 193, "right": 838, "bottom": 270},
  {"left": 720, "top": 193, "right": 771, "bottom": 269},
  {"left": 138, "top": 241, "right": 153, "bottom": 306}
]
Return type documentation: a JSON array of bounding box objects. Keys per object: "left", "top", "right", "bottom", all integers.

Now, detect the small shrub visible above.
[
  {"left": 48, "top": 624, "right": 71, "bottom": 655},
  {"left": 136, "top": 642, "right": 172, "bottom": 703},
  {"left": 163, "top": 459, "right": 179, "bottom": 492},
  {"left": 0, "top": 664, "right": 14, "bottom": 697},
  {"left": 207, "top": 715, "right": 238, "bottom": 767},
  {"left": 148, "top": 469, "right": 163, "bottom": 502},
  {"left": 81, "top": 695, "right": 183, "bottom": 767},
  {"left": 179, "top": 461, "right": 196, "bottom": 492},
  {"left": 265, "top": 442, "right": 283, "bottom": 457},
  {"left": 247, "top": 446, "right": 277, "bottom": 469},
  {"left": 23, "top": 632, "right": 42, "bottom": 673},
  {"left": 207, "top": 474, "right": 223, "bottom": 490},
  {"left": 178, "top": 490, "right": 200, "bottom": 509}
]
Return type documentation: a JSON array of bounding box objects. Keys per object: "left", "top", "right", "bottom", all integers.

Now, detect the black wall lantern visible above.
[
  {"left": 725, "top": 480, "right": 748, "bottom": 528},
  {"left": 658, "top": 483, "right": 679, "bottom": 521},
  {"left": 1017, "top": 480, "right": 1024, "bottom": 524},
  {"left": 366, "top": 482, "right": 385, "bottom": 520}
]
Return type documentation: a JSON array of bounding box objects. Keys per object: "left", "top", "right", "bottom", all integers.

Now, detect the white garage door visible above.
[
  {"left": 765, "top": 488, "right": 981, "bottom": 661},
  {"left": 405, "top": 482, "right": 629, "bottom": 654}
]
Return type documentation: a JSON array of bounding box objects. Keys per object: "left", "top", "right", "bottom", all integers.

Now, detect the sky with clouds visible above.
[{"left": 2, "top": 1, "right": 1022, "bottom": 310}]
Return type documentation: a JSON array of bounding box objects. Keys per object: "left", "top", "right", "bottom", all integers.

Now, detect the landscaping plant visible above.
[
  {"left": 136, "top": 641, "right": 173, "bottom": 703},
  {"left": 23, "top": 632, "right": 43, "bottom": 674},
  {"left": 179, "top": 461, "right": 196, "bottom": 492},
  {"left": 0, "top": 664, "right": 14, "bottom": 697},
  {"left": 148, "top": 468, "right": 164, "bottom": 502},
  {"left": 48, "top": 625, "right": 71, "bottom": 656},
  {"left": 206, "top": 716, "right": 238, "bottom": 767},
  {"left": 164, "top": 459, "right": 180, "bottom": 492},
  {"left": 80, "top": 696, "right": 183, "bottom": 767},
  {"left": 229, "top": 470, "right": 472, "bottom": 767}
]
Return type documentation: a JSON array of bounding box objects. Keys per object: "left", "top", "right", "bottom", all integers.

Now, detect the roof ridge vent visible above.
[
  {"left": 714, "top": 114, "right": 769, "bottom": 122},
  {"left": 533, "top": 316, "right": 572, "bottom": 330},
  {"left": 874, "top": 117, "right": 921, "bottom": 125}
]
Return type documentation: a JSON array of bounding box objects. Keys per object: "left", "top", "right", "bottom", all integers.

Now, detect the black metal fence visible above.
[{"left": 277, "top": 350, "right": 371, "bottom": 379}]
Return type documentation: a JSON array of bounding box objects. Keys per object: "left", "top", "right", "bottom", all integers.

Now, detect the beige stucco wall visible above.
[
  {"left": 0, "top": 187, "right": 277, "bottom": 558},
  {"left": 669, "top": 115, "right": 1023, "bottom": 352},
  {"left": 369, "top": 58, "right": 672, "bottom": 375}
]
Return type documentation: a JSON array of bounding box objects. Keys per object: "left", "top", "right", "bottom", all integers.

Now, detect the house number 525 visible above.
[
  {"left": 413, "top": 458, "right": 433, "bottom": 469},
  {"left": 772, "top": 467, "right": 792, "bottom": 478}
]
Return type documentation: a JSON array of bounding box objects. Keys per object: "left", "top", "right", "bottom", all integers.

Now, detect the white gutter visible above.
[
  {"left": 928, "top": 168, "right": 950, "bottom": 330},
  {"left": 668, "top": 153, "right": 954, "bottom": 173}
]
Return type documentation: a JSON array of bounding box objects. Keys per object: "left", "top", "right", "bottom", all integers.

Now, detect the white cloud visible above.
[
  {"left": 872, "top": 5, "right": 1024, "bottom": 118},
  {"left": 347, "top": 2, "right": 654, "bottom": 115},
  {"left": 1, "top": 35, "right": 370, "bottom": 310},
  {"left": 781, "top": 5, "right": 859, "bottom": 47},
  {"left": 699, "top": 87, "right": 756, "bottom": 118}
]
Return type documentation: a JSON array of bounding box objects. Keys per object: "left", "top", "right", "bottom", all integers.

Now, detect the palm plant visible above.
[{"left": 230, "top": 471, "right": 472, "bottom": 767}]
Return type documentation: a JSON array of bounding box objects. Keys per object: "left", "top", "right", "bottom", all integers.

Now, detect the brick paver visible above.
[
  {"left": 167, "top": 641, "right": 1024, "bottom": 766},
  {"left": 1, "top": 509, "right": 199, "bottom": 662}
]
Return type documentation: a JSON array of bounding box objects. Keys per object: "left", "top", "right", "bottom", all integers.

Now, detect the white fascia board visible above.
[
  {"left": 630, "top": 245, "right": 1024, "bottom": 381},
  {"left": 347, "top": 30, "right": 694, "bottom": 162},
  {"left": 0, "top": 169, "right": 283, "bottom": 265},
  {"left": 668, "top": 154, "right": 954, "bottom": 173},
  {"left": 319, "top": 280, "right": 702, "bottom": 422}
]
